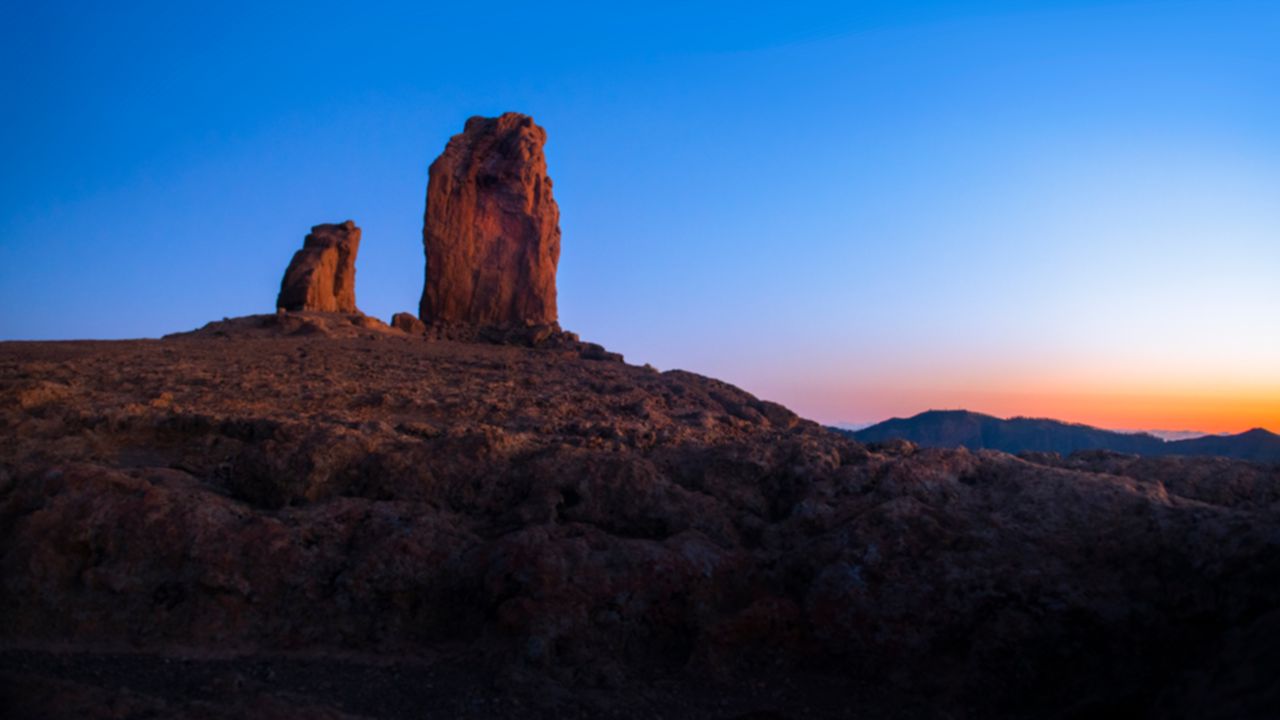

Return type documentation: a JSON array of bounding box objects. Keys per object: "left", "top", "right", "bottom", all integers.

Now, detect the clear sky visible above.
[{"left": 2, "top": 1, "right": 1277, "bottom": 433}]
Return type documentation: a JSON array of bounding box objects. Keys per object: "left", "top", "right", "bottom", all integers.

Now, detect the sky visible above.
[{"left": 1, "top": 0, "right": 1277, "bottom": 433}]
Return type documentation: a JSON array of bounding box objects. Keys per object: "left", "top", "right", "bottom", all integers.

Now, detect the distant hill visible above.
[
  {"left": 1142, "top": 429, "right": 1211, "bottom": 442},
  {"left": 845, "top": 410, "right": 1280, "bottom": 464}
]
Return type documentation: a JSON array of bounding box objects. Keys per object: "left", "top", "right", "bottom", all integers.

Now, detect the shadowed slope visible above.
[{"left": 2, "top": 328, "right": 1279, "bottom": 718}]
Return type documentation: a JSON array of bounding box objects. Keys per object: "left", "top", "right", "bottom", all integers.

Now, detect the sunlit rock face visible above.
[
  {"left": 419, "top": 113, "right": 560, "bottom": 327},
  {"left": 276, "top": 221, "right": 361, "bottom": 313}
]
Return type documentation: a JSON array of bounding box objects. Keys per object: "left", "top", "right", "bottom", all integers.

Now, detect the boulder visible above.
[
  {"left": 419, "top": 113, "right": 560, "bottom": 327},
  {"left": 277, "top": 221, "right": 360, "bottom": 313},
  {"left": 391, "top": 312, "right": 426, "bottom": 335}
]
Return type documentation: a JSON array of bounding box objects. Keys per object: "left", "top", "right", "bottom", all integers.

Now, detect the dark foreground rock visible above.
[{"left": 2, "top": 331, "right": 1279, "bottom": 718}]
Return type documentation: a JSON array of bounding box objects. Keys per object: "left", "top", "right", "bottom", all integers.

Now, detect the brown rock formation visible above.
[
  {"left": 419, "top": 113, "right": 560, "bottom": 327},
  {"left": 277, "top": 221, "right": 360, "bottom": 313},
  {"left": 390, "top": 311, "right": 426, "bottom": 335},
  {"left": 3, "top": 333, "right": 1280, "bottom": 717}
]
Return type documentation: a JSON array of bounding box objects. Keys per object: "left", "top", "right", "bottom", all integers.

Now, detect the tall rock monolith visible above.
[
  {"left": 419, "top": 113, "right": 560, "bottom": 327},
  {"left": 277, "top": 221, "right": 361, "bottom": 313}
]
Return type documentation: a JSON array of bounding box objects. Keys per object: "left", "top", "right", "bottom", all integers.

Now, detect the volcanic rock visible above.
[
  {"left": 390, "top": 312, "right": 426, "bottom": 335},
  {"left": 419, "top": 113, "right": 560, "bottom": 327},
  {"left": 3, "top": 333, "right": 1280, "bottom": 718},
  {"left": 276, "top": 221, "right": 361, "bottom": 313},
  {"left": 165, "top": 311, "right": 394, "bottom": 340}
]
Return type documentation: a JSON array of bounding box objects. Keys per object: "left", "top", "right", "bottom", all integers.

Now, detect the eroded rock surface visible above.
[
  {"left": 2, "top": 332, "right": 1279, "bottom": 718},
  {"left": 419, "top": 113, "right": 560, "bottom": 327},
  {"left": 166, "top": 311, "right": 394, "bottom": 340},
  {"left": 277, "top": 221, "right": 361, "bottom": 313},
  {"left": 390, "top": 312, "right": 426, "bottom": 335}
]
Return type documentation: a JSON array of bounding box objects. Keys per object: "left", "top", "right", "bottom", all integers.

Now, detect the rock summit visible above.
[
  {"left": 277, "top": 221, "right": 361, "bottom": 313},
  {"left": 276, "top": 217, "right": 360, "bottom": 310},
  {"left": 419, "top": 113, "right": 561, "bottom": 327}
]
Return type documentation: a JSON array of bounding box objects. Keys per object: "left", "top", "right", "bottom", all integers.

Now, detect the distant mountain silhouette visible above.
[{"left": 846, "top": 410, "right": 1280, "bottom": 464}]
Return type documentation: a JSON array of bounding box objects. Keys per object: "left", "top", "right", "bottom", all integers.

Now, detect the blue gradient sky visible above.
[{"left": 2, "top": 1, "right": 1277, "bottom": 431}]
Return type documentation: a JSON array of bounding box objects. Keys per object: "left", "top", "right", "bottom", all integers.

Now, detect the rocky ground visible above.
[{"left": 2, "top": 313, "right": 1279, "bottom": 718}]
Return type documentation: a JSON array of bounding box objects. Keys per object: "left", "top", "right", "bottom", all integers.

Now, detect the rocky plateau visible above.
[{"left": 3, "top": 319, "right": 1279, "bottom": 718}]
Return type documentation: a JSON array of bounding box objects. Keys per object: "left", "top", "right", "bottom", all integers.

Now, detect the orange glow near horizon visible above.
[
  {"left": 857, "top": 391, "right": 1277, "bottom": 434},
  {"left": 749, "top": 372, "right": 1280, "bottom": 434},
  {"left": 724, "top": 338, "right": 1280, "bottom": 434},
  {"left": 898, "top": 392, "right": 1280, "bottom": 435}
]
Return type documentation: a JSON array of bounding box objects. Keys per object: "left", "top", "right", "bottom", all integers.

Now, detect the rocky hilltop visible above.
[
  {"left": 3, "top": 327, "right": 1279, "bottom": 718},
  {"left": 3, "top": 114, "right": 1279, "bottom": 719}
]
